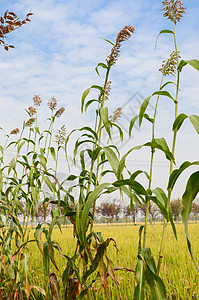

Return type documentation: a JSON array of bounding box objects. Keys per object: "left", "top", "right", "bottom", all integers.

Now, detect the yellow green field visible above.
[{"left": 29, "top": 223, "right": 199, "bottom": 299}]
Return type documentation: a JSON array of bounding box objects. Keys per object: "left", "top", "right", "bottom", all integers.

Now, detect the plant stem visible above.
[
  {"left": 32, "top": 108, "right": 38, "bottom": 155},
  {"left": 13, "top": 126, "right": 25, "bottom": 179},
  {"left": 0, "top": 134, "right": 9, "bottom": 168},
  {"left": 143, "top": 198, "right": 150, "bottom": 249},
  {"left": 35, "top": 113, "right": 55, "bottom": 214},
  {"left": 54, "top": 147, "right": 59, "bottom": 194},
  {"left": 87, "top": 68, "right": 111, "bottom": 236},
  {"left": 87, "top": 67, "right": 110, "bottom": 195},
  {"left": 157, "top": 22, "right": 180, "bottom": 274},
  {"left": 142, "top": 76, "right": 164, "bottom": 248},
  {"left": 45, "top": 115, "right": 55, "bottom": 162}
]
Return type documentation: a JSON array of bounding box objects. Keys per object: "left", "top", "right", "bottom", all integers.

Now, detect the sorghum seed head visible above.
[
  {"left": 25, "top": 117, "right": 36, "bottom": 127},
  {"left": 105, "top": 81, "right": 111, "bottom": 101},
  {"left": 98, "top": 81, "right": 112, "bottom": 102},
  {"left": 98, "top": 91, "right": 103, "bottom": 103},
  {"left": 159, "top": 51, "right": 181, "bottom": 76},
  {"left": 162, "top": 0, "right": 186, "bottom": 24},
  {"left": 106, "top": 25, "right": 135, "bottom": 66},
  {"left": 54, "top": 107, "right": 65, "bottom": 118},
  {"left": 28, "top": 106, "right": 36, "bottom": 116},
  {"left": 109, "top": 107, "right": 122, "bottom": 122},
  {"left": 10, "top": 128, "right": 20, "bottom": 135},
  {"left": 33, "top": 94, "right": 42, "bottom": 106},
  {"left": 48, "top": 96, "right": 57, "bottom": 111},
  {"left": 55, "top": 125, "right": 66, "bottom": 145}
]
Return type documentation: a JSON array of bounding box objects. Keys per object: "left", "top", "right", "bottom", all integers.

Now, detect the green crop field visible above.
[{"left": 29, "top": 223, "right": 199, "bottom": 299}]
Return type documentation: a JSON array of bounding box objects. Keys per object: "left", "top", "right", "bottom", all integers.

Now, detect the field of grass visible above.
[{"left": 29, "top": 223, "right": 199, "bottom": 299}]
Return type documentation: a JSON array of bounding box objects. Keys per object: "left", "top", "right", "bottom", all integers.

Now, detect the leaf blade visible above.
[{"left": 181, "top": 171, "right": 199, "bottom": 271}]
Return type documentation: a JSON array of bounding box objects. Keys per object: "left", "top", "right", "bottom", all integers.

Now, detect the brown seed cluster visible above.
[
  {"left": 33, "top": 95, "right": 42, "bottom": 107},
  {"left": 109, "top": 107, "right": 122, "bottom": 122},
  {"left": 98, "top": 81, "right": 112, "bottom": 102},
  {"left": 0, "top": 10, "right": 33, "bottom": 51},
  {"left": 55, "top": 125, "right": 66, "bottom": 145},
  {"left": 106, "top": 25, "right": 135, "bottom": 66},
  {"left": 54, "top": 107, "right": 65, "bottom": 118},
  {"left": 48, "top": 97, "right": 57, "bottom": 111},
  {"left": 24, "top": 117, "right": 36, "bottom": 127},
  {"left": 162, "top": 0, "right": 186, "bottom": 24},
  {"left": 10, "top": 128, "right": 20, "bottom": 135},
  {"left": 105, "top": 81, "right": 112, "bottom": 101},
  {"left": 28, "top": 106, "right": 36, "bottom": 116},
  {"left": 159, "top": 51, "right": 180, "bottom": 76}
]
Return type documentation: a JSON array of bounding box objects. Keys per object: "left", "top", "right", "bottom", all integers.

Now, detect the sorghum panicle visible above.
[
  {"left": 98, "top": 81, "right": 112, "bottom": 102},
  {"left": 25, "top": 117, "right": 36, "bottom": 127},
  {"left": 109, "top": 107, "right": 122, "bottom": 122},
  {"left": 10, "top": 128, "right": 20, "bottom": 135},
  {"left": 55, "top": 125, "right": 66, "bottom": 145},
  {"left": 48, "top": 97, "right": 57, "bottom": 111},
  {"left": 33, "top": 94, "right": 42, "bottom": 107},
  {"left": 106, "top": 25, "right": 135, "bottom": 66},
  {"left": 54, "top": 107, "right": 65, "bottom": 118},
  {"left": 98, "top": 91, "right": 102, "bottom": 103},
  {"left": 162, "top": 0, "right": 186, "bottom": 24},
  {"left": 105, "top": 81, "right": 111, "bottom": 101},
  {"left": 98, "top": 81, "right": 111, "bottom": 102},
  {"left": 159, "top": 51, "right": 181, "bottom": 76},
  {"left": 28, "top": 106, "right": 36, "bottom": 116}
]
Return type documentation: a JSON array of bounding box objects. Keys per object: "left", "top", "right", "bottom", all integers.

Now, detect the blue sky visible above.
[{"left": 0, "top": 0, "right": 198, "bottom": 198}]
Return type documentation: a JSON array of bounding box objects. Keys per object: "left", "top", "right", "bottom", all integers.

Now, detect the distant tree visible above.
[
  {"left": 96, "top": 202, "right": 114, "bottom": 224},
  {"left": 113, "top": 202, "right": 121, "bottom": 224},
  {"left": 192, "top": 202, "right": 199, "bottom": 223},
  {"left": 123, "top": 205, "right": 131, "bottom": 224},
  {"left": 124, "top": 204, "right": 138, "bottom": 224},
  {"left": 96, "top": 200, "right": 121, "bottom": 224},
  {"left": 17, "top": 201, "right": 26, "bottom": 217},
  {"left": 34, "top": 202, "right": 53, "bottom": 224},
  {"left": 139, "top": 203, "right": 150, "bottom": 217},
  {"left": 170, "top": 198, "right": 182, "bottom": 221},
  {"left": 150, "top": 204, "right": 160, "bottom": 224},
  {"left": 35, "top": 205, "right": 44, "bottom": 224},
  {"left": 139, "top": 202, "right": 158, "bottom": 223}
]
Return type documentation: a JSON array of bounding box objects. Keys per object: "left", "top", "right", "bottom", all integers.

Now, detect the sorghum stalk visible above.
[
  {"left": 0, "top": 134, "right": 10, "bottom": 167},
  {"left": 157, "top": 21, "right": 180, "bottom": 274},
  {"left": 87, "top": 68, "right": 111, "bottom": 235},
  {"left": 143, "top": 75, "right": 164, "bottom": 248},
  {"left": 22, "top": 105, "right": 40, "bottom": 238},
  {"left": 13, "top": 126, "right": 25, "bottom": 177},
  {"left": 44, "top": 113, "right": 54, "bottom": 160},
  {"left": 87, "top": 67, "right": 111, "bottom": 196},
  {"left": 53, "top": 126, "right": 66, "bottom": 208},
  {"left": 32, "top": 108, "right": 38, "bottom": 155},
  {"left": 87, "top": 25, "right": 135, "bottom": 197},
  {"left": 88, "top": 26, "right": 135, "bottom": 234},
  {"left": 21, "top": 116, "right": 36, "bottom": 234},
  {"left": 6, "top": 126, "right": 25, "bottom": 228}
]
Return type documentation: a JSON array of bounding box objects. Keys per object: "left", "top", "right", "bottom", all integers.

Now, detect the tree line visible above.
[
  {"left": 17, "top": 197, "right": 199, "bottom": 225},
  {"left": 95, "top": 198, "right": 199, "bottom": 224}
]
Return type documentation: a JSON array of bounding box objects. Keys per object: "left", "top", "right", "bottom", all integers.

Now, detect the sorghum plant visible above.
[
  {"left": 112, "top": 1, "right": 199, "bottom": 298},
  {"left": 0, "top": 93, "right": 66, "bottom": 298},
  {"left": 45, "top": 25, "right": 136, "bottom": 299}
]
